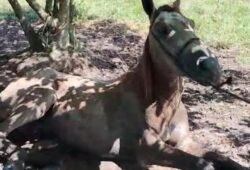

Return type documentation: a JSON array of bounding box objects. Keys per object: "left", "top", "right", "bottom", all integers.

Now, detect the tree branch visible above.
[
  {"left": 57, "top": 0, "right": 70, "bottom": 22},
  {"left": 52, "top": 0, "right": 59, "bottom": 17},
  {"left": 69, "top": 0, "right": 78, "bottom": 49},
  {"left": 8, "top": 0, "right": 24, "bottom": 20},
  {"left": 26, "top": 0, "right": 50, "bottom": 21},
  {"left": 26, "top": 0, "right": 59, "bottom": 30},
  {"left": 45, "top": 0, "right": 53, "bottom": 14}
]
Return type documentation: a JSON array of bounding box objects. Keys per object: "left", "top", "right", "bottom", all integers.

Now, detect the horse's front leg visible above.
[
  {"left": 138, "top": 129, "right": 214, "bottom": 170},
  {"left": 203, "top": 152, "right": 249, "bottom": 170}
]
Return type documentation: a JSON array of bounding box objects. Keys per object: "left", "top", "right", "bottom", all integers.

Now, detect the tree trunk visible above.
[
  {"left": 45, "top": 0, "right": 53, "bottom": 14},
  {"left": 52, "top": 0, "right": 78, "bottom": 50},
  {"left": 8, "top": 0, "right": 44, "bottom": 51},
  {"left": 8, "top": 0, "right": 78, "bottom": 52}
]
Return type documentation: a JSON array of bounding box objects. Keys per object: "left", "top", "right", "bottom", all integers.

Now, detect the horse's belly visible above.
[
  {"left": 46, "top": 114, "right": 118, "bottom": 154},
  {"left": 46, "top": 110, "right": 139, "bottom": 156},
  {"left": 46, "top": 91, "right": 144, "bottom": 157}
]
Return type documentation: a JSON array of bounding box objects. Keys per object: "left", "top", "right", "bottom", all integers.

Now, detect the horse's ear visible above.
[
  {"left": 172, "top": 0, "right": 181, "bottom": 12},
  {"left": 141, "top": 0, "right": 155, "bottom": 17}
]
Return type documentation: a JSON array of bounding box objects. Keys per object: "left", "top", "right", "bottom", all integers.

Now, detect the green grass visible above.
[
  {"left": 237, "top": 49, "right": 250, "bottom": 66},
  {"left": 1, "top": 0, "right": 250, "bottom": 65},
  {"left": 0, "top": 0, "right": 44, "bottom": 21}
]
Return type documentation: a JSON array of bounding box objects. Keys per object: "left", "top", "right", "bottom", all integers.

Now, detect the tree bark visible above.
[
  {"left": 26, "top": 0, "right": 50, "bottom": 21},
  {"left": 8, "top": 0, "right": 44, "bottom": 51},
  {"left": 69, "top": 0, "right": 78, "bottom": 49},
  {"left": 8, "top": 0, "right": 78, "bottom": 52},
  {"left": 53, "top": 0, "right": 59, "bottom": 18},
  {"left": 45, "top": 0, "right": 53, "bottom": 14},
  {"left": 51, "top": 0, "right": 78, "bottom": 50}
]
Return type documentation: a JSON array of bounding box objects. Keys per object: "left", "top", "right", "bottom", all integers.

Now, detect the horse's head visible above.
[{"left": 142, "top": 0, "right": 221, "bottom": 86}]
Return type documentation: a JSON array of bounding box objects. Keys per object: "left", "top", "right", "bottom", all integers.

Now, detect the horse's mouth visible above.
[
  {"left": 193, "top": 75, "right": 232, "bottom": 89},
  {"left": 183, "top": 70, "right": 221, "bottom": 87},
  {"left": 211, "top": 76, "right": 233, "bottom": 89}
]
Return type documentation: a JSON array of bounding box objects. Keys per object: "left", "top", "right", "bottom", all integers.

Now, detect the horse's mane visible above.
[{"left": 158, "top": 5, "right": 177, "bottom": 13}]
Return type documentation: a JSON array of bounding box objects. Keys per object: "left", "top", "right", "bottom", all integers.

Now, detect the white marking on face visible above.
[
  {"left": 211, "top": 53, "right": 216, "bottom": 58},
  {"left": 184, "top": 24, "right": 194, "bottom": 32},
  {"left": 109, "top": 138, "right": 120, "bottom": 154},
  {"left": 192, "top": 45, "right": 210, "bottom": 56},
  {"left": 196, "top": 56, "right": 210, "bottom": 66},
  {"left": 168, "top": 30, "right": 176, "bottom": 38}
]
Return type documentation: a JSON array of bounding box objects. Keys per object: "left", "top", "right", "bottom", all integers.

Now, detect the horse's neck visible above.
[
  {"left": 128, "top": 39, "right": 184, "bottom": 133},
  {"left": 124, "top": 39, "right": 183, "bottom": 108}
]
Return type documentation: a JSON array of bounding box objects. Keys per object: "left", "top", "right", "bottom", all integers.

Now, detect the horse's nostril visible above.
[
  {"left": 198, "top": 57, "right": 217, "bottom": 71},
  {"left": 199, "top": 60, "right": 209, "bottom": 70}
]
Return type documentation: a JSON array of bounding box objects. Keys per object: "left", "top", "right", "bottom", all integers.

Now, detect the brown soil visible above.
[{"left": 0, "top": 19, "right": 249, "bottom": 168}]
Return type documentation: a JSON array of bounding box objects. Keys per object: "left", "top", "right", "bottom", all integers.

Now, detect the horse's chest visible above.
[{"left": 46, "top": 93, "right": 144, "bottom": 156}]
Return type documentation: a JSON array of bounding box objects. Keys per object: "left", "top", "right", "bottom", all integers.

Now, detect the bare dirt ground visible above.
[{"left": 0, "top": 19, "right": 249, "bottom": 168}]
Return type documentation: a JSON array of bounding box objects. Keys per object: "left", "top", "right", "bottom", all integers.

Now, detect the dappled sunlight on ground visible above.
[{"left": 0, "top": 19, "right": 29, "bottom": 56}]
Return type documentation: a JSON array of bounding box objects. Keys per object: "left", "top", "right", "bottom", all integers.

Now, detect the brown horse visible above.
[{"left": 0, "top": 0, "right": 247, "bottom": 169}]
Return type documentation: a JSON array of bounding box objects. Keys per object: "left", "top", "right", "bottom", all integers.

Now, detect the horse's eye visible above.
[{"left": 156, "top": 23, "right": 172, "bottom": 35}]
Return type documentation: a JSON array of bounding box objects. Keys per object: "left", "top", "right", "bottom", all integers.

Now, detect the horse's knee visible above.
[
  {"left": 162, "top": 103, "right": 189, "bottom": 146},
  {"left": 167, "top": 122, "right": 189, "bottom": 146}
]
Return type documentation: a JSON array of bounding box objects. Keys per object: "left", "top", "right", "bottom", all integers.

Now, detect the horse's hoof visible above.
[{"left": 203, "top": 152, "right": 249, "bottom": 170}]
